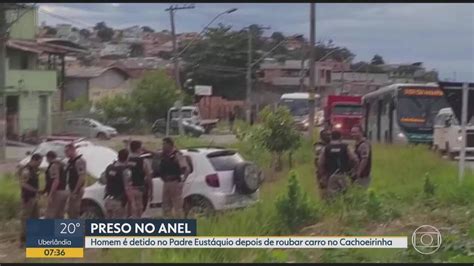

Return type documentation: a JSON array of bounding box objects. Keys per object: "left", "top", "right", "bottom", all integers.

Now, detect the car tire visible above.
[
  {"left": 234, "top": 162, "right": 262, "bottom": 195},
  {"left": 97, "top": 132, "right": 107, "bottom": 140},
  {"left": 184, "top": 196, "right": 215, "bottom": 218},
  {"left": 80, "top": 200, "right": 104, "bottom": 219}
]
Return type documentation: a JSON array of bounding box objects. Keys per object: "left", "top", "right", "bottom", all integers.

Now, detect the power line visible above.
[{"left": 39, "top": 8, "right": 93, "bottom": 28}]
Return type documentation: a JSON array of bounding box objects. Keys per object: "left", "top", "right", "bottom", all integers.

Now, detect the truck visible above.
[
  {"left": 152, "top": 106, "right": 219, "bottom": 136},
  {"left": 324, "top": 95, "right": 363, "bottom": 138}
]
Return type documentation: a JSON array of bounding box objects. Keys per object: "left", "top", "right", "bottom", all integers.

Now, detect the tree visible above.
[
  {"left": 371, "top": 54, "right": 385, "bottom": 65},
  {"left": 79, "top": 28, "right": 91, "bottom": 38},
  {"left": 141, "top": 26, "right": 154, "bottom": 33},
  {"left": 94, "top": 22, "right": 114, "bottom": 42},
  {"left": 64, "top": 95, "right": 91, "bottom": 112},
  {"left": 95, "top": 94, "right": 142, "bottom": 124},
  {"left": 131, "top": 70, "right": 182, "bottom": 123},
  {"left": 130, "top": 43, "right": 145, "bottom": 57},
  {"left": 271, "top": 31, "right": 285, "bottom": 43},
  {"left": 258, "top": 106, "right": 301, "bottom": 171},
  {"left": 181, "top": 24, "right": 251, "bottom": 99}
]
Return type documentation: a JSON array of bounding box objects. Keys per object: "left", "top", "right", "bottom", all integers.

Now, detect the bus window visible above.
[{"left": 397, "top": 96, "right": 448, "bottom": 127}]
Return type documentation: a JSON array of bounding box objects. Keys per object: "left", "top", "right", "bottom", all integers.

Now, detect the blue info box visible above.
[
  {"left": 26, "top": 219, "right": 85, "bottom": 248},
  {"left": 85, "top": 219, "right": 197, "bottom": 236}
]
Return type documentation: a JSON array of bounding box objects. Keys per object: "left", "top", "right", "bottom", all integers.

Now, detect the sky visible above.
[{"left": 38, "top": 3, "right": 474, "bottom": 81}]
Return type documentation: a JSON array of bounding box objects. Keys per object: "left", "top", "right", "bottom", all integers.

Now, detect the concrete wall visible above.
[
  {"left": 88, "top": 69, "right": 132, "bottom": 102},
  {"left": 8, "top": 7, "right": 37, "bottom": 40},
  {"left": 64, "top": 78, "right": 88, "bottom": 101}
]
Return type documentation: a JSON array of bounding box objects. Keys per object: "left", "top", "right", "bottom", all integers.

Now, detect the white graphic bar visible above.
[{"left": 85, "top": 236, "right": 407, "bottom": 249}]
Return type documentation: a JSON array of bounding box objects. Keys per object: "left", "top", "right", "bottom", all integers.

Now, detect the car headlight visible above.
[{"left": 334, "top": 123, "right": 342, "bottom": 129}]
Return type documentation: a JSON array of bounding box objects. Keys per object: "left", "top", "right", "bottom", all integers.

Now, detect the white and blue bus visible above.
[
  {"left": 362, "top": 83, "right": 449, "bottom": 144},
  {"left": 278, "top": 93, "right": 323, "bottom": 129}
]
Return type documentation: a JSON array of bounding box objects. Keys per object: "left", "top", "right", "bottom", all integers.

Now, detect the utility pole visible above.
[
  {"left": 166, "top": 4, "right": 195, "bottom": 136},
  {"left": 245, "top": 31, "right": 252, "bottom": 124},
  {"left": 307, "top": 3, "right": 316, "bottom": 139},
  {"left": 245, "top": 25, "right": 270, "bottom": 124},
  {"left": 0, "top": 3, "right": 7, "bottom": 161}
]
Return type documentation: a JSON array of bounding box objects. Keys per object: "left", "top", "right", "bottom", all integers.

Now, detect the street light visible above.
[
  {"left": 245, "top": 33, "right": 304, "bottom": 123},
  {"left": 171, "top": 7, "right": 237, "bottom": 136},
  {"left": 176, "top": 8, "right": 238, "bottom": 58}
]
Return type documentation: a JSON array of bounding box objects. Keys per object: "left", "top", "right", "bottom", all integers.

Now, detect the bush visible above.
[
  {"left": 64, "top": 95, "right": 91, "bottom": 112},
  {"left": 132, "top": 70, "right": 183, "bottom": 123},
  {"left": 0, "top": 174, "right": 20, "bottom": 220},
  {"left": 274, "top": 171, "right": 319, "bottom": 233},
  {"left": 258, "top": 106, "right": 301, "bottom": 171}
]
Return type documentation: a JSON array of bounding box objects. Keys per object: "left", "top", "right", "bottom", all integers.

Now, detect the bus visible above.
[
  {"left": 278, "top": 93, "right": 323, "bottom": 130},
  {"left": 362, "top": 83, "right": 449, "bottom": 144}
]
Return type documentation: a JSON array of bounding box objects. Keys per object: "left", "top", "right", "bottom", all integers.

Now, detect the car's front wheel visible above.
[
  {"left": 80, "top": 200, "right": 104, "bottom": 219},
  {"left": 184, "top": 196, "right": 214, "bottom": 219}
]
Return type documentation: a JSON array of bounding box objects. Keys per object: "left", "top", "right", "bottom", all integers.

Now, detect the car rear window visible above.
[{"left": 207, "top": 150, "right": 243, "bottom": 171}]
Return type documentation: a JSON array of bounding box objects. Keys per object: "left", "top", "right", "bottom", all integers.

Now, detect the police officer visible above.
[
  {"left": 19, "top": 153, "right": 42, "bottom": 247},
  {"left": 44, "top": 151, "right": 68, "bottom": 219},
  {"left": 159, "top": 137, "right": 190, "bottom": 218},
  {"left": 128, "top": 140, "right": 153, "bottom": 218},
  {"left": 104, "top": 149, "right": 132, "bottom": 219},
  {"left": 318, "top": 130, "right": 359, "bottom": 199},
  {"left": 64, "top": 144, "right": 87, "bottom": 219},
  {"left": 351, "top": 125, "right": 372, "bottom": 188}
]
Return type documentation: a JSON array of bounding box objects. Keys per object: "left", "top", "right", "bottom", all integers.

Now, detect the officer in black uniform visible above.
[
  {"left": 44, "top": 151, "right": 68, "bottom": 219},
  {"left": 128, "top": 140, "right": 153, "bottom": 218},
  {"left": 19, "top": 153, "right": 42, "bottom": 247},
  {"left": 318, "top": 130, "right": 358, "bottom": 199},
  {"left": 64, "top": 144, "right": 87, "bottom": 219},
  {"left": 104, "top": 149, "right": 132, "bottom": 219}
]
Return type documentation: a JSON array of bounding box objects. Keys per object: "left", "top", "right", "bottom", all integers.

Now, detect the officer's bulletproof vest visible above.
[
  {"left": 66, "top": 155, "right": 83, "bottom": 191},
  {"left": 104, "top": 163, "right": 128, "bottom": 200},
  {"left": 355, "top": 140, "right": 372, "bottom": 178},
  {"left": 129, "top": 156, "right": 145, "bottom": 187},
  {"left": 45, "top": 161, "right": 67, "bottom": 193},
  {"left": 159, "top": 150, "right": 182, "bottom": 182},
  {"left": 21, "top": 165, "right": 39, "bottom": 201},
  {"left": 324, "top": 143, "right": 350, "bottom": 176}
]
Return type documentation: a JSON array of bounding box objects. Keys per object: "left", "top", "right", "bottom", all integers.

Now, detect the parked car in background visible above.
[
  {"left": 63, "top": 118, "right": 118, "bottom": 140},
  {"left": 81, "top": 147, "right": 263, "bottom": 219},
  {"left": 433, "top": 107, "right": 474, "bottom": 160},
  {"left": 152, "top": 118, "right": 205, "bottom": 137}
]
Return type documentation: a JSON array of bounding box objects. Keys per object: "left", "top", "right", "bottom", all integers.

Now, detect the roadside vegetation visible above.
[
  {"left": 101, "top": 120, "right": 474, "bottom": 263},
  {"left": 0, "top": 116, "right": 473, "bottom": 262}
]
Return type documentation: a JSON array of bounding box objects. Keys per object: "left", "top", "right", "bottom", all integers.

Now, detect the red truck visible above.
[{"left": 324, "top": 95, "right": 363, "bottom": 138}]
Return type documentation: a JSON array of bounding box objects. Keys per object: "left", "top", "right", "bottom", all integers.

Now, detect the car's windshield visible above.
[
  {"left": 279, "top": 98, "right": 321, "bottom": 117},
  {"left": 333, "top": 104, "right": 362, "bottom": 115},
  {"left": 32, "top": 142, "right": 66, "bottom": 158},
  {"left": 398, "top": 95, "right": 449, "bottom": 128}
]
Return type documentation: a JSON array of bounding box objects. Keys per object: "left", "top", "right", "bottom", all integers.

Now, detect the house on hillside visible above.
[
  {"left": 64, "top": 66, "right": 134, "bottom": 104},
  {"left": 380, "top": 63, "right": 438, "bottom": 83},
  {"left": 254, "top": 59, "right": 333, "bottom": 107},
  {"left": 109, "top": 57, "right": 173, "bottom": 79},
  {"left": 5, "top": 6, "right": 81, "bottom": 140}
]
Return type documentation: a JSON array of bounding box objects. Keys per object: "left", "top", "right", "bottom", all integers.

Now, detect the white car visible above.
[
  {"left": 81, "top": 147, "right": 263, "bottom": 218},
  {"left": 64, "top": 118, "right": 118, "bottom": 140},
  {"left": 18, "top": 138, "right": 118, "bottom": 183},
  {"left": 433, "top": 107, "right": 474, "bottom": 160}
]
